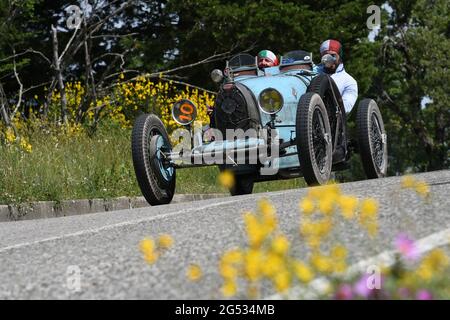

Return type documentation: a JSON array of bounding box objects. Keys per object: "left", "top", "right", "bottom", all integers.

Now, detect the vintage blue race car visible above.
[{"left": 131, "top": 50, "right": 388, "bottom": 205}]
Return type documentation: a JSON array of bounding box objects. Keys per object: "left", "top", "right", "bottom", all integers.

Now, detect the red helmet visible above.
[{"left": 257, "top": 50, "right": 278, "bottom": 68}]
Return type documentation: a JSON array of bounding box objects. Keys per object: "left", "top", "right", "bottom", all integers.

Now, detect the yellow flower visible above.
[
  {"left": 331, "top": 245, "right": 348, "bottom": 260},
  {"left": 307, "top": 187, "right": 322, "bottom": 200},
  {"left": 273, "top": 271, "right": 291, "bottom": 293},
  {"left": 187, "top": 264, "right": 203, "bottom": 281},
  {"left": 258, "top": 198, "right": 275, "bottom": 215},
  {"left": 261, "top": 252, "right": 285, "bottom": 277},
  {"left": 158, "top": 234, "right": 174, "bottom": 249},
  {"left": 318, "top": 196, "right": 335, "bottom": 215},
  {"left": 19, "top": 139, "right": 32, "bottom": 153},
  {"left": 416, "top": 262, "right": 433, "bottom": 281},
  {"left": 414, "top": 181, "right": 430, "bottom": 197},
  {"left": 140, "top": 238, "right": 155, "bottom": 254},
  {"left": 219, "top": 263, "right": 238, "bottom": 280},
  {"left": 299, "top": 198, "right": 315, "bottom": 215},
  {"left": 221, "top": 249, "right": 243, "bottom": 265},
  {"left": 258, "top": 199, "right": 277, "bottom": 232},
  {"left": 221, "top": 280, "right": 237, "bottom": 297},
  {"left": 244, "top": 249, "right": 262, "bottom": 281},
  {"left": 218, "top": 170, "right": 235, "bottom": 189},
  {"left": 310, "top": 253, "right": 333, "bottom": 274},
  {"left": 360, "top": 198, "right": 378, "bottom": 219},
  {"left": 338, "top": 195, "right": 358, "bottom": 219},
  {"left": 293, "top": 261, "right": 314, "bottom": 283},
  {"left": 271, "top": 235, "right": 290, "bottom": 256},
  {"left": 140, "top": 238, "right": 159, "bottom": 264},
  {"left": 316, "top": 218, "right": 333, "bottom": 237},
  {"left": 421, "top": 249, "right": 449, "bottom": 271},
  {"left": 5, "top": 128, "right": 16, "bottom": 143},
  {"left": 401, "top": 175, "right": 416, "bottom": 189},
  {"left": 143, "top": 251, "right": 159, "bottom": 264}
]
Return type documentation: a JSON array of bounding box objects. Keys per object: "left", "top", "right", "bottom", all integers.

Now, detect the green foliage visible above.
[
  {"left": 372, "top": 0, "right": 449, "bottom": 172},
  {"left": 0, "top": 0, "right": 447, "bottom": 187}
]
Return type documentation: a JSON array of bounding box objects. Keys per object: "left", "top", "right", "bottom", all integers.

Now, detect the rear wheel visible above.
[
  {"left": 356, "top": 99, "right": 388, "bottom": 179},
  {"left": 230, "top": 174, "right": 254, "bottom": 196},
  {"left": 296, "top": 92, "right": 333, "bottom": 186},
  {"left": 131, "top": 114, "right": 176, "bottom": 205}
]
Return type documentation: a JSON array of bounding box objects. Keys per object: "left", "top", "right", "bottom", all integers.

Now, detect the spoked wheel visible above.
[
  {"left": 356, "top": 99, "right": 388, "bottom": 179},
  {"left": 296, "top": 92, "right": 333, "bottom": 186},
  {"left": 131, "top": 114, "right": 176, "bottom": 205}
]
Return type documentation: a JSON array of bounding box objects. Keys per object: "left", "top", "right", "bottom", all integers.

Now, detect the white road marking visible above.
[
  {"left": 266, "top": 227, "right": 450, "bottom": 300},
  {"left": 0, "top": 191, "right": 289, "bottom": 253}
]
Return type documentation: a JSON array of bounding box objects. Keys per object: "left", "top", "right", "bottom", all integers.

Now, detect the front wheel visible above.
[
  {"left": 356, "top": 99, "right": 388, "bottom": 179},
  {"left": 296, "top": 92, "right": 333, "bottom": 186},
  {"left": 131, "top": 114, "right": 176, "bottom": 205}
]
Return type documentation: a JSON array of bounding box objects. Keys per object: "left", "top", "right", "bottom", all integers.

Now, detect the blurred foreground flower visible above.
[
  {"left": 140, "top": 234, "right": 174, "bottom": 264},
  {"left": 401, "top": 175, "right": 430, "bottom": 198},
  {"left": 140, "top": 238, "right": 159, "bottom": 264},
  {"left": 395, "top": 233, "right": 420, "bottom": 261},
  {"left": 218, "top": 170, "right": 235, "bottom": 189},
  {"left": 187, "top": 264, "right": 203, "bottom": 281},
  {"left": 158, "top": 234, "right": 174, "bottom": 249}
]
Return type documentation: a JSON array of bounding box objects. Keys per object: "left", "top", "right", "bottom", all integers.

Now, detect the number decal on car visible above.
[{"left": 172, "top": 99, "right": 197, "bottom": 125}]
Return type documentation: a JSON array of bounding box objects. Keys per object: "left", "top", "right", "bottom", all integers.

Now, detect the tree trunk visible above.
[
  {"left": 0, "top": 83, "right": 12, "bottom": 127},
  {"left": 51, "top": 25, "right": 68, "bottom": 124}
]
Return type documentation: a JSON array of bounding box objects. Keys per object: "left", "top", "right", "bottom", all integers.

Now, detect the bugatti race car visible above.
[{"left": 131, "top": 50, "right": 388, "bottom": 205}]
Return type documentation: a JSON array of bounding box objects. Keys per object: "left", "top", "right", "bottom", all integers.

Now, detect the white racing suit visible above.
[{"left": 316, "top": 63, "right": 358, "bottom": 113}]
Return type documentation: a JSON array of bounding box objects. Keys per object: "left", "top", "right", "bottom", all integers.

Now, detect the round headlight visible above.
[
  {"left": 211, "top": 69, "right": 224, "bottom": 83},
  {"left": 258, "top": 88, "right": 284, "bottom": 114}
]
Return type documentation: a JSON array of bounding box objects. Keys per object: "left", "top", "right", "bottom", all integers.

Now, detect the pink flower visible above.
[
  {"left": 416, "top": 289, "right": 433, "bottom": 300},
  {"left": 335, "top": 284, "right": 353, "bottom": 300},
  {"left": 353, "top": 273, "right": 385, "bottom": 299},
  {"left": 395, "top": 233, "right": 420, "bottom": 261},
  {"left": 354, "top": 275, "right": 373, "bottom": 298}
]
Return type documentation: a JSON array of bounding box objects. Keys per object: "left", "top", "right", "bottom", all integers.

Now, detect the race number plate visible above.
[{"left": 172, "top": 99, "right": 197, "bottom": 125}]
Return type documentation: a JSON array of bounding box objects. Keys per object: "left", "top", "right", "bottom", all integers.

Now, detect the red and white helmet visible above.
[
  {"left": 320, "top": 39, "right": 343, "bottom": 57},
  {"left": 257, "top": 50, "right": 279, "bottom": 68}
]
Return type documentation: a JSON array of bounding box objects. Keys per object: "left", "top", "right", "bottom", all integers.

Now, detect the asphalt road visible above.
[{"left": 0, "top": 170, "right": 449, "bottom": 299}]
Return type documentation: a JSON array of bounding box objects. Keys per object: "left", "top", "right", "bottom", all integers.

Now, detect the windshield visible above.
[
  {"left": 281, "top": 50, "right": 312, "bottom": 65},
  {"left": 228, "top": 53, "right": 256, "bottom": 70}
]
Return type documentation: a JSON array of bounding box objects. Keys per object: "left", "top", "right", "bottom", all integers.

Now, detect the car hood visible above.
[{"left": 237, "top": 74, "right": 311, "bottom": 125}]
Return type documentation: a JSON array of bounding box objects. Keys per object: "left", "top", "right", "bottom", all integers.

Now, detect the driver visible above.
[
  {"left": 318, "top": 39, "right": 358, "bottom": 113},
  {"left": 257, "top": 50, "right": 279, "bottom": 69}
]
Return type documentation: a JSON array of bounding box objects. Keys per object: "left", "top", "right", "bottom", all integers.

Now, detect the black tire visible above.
[
  {"left": 296, "top": 92, "right": 333, "bottom": 186},
  {"left": 230, "top": 174, "right": 254, "bottom": 196},
  {"left": 356, "top": 99, "right": 388, "bottom": 179},
  {"left": 308, "top": 74, "right": 347, "bottom": 160},
  {"left": 131, "top": 114, "right": 176, "bottom": 205}
]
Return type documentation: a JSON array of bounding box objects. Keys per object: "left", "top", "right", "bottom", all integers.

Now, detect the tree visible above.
[{"left": 373, "top": 0, "right": 449, "bottom": 172}]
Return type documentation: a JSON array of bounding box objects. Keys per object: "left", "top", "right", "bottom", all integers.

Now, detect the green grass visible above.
[{"left": 0, "top": 123, "right": 307, "bottom": 204}]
